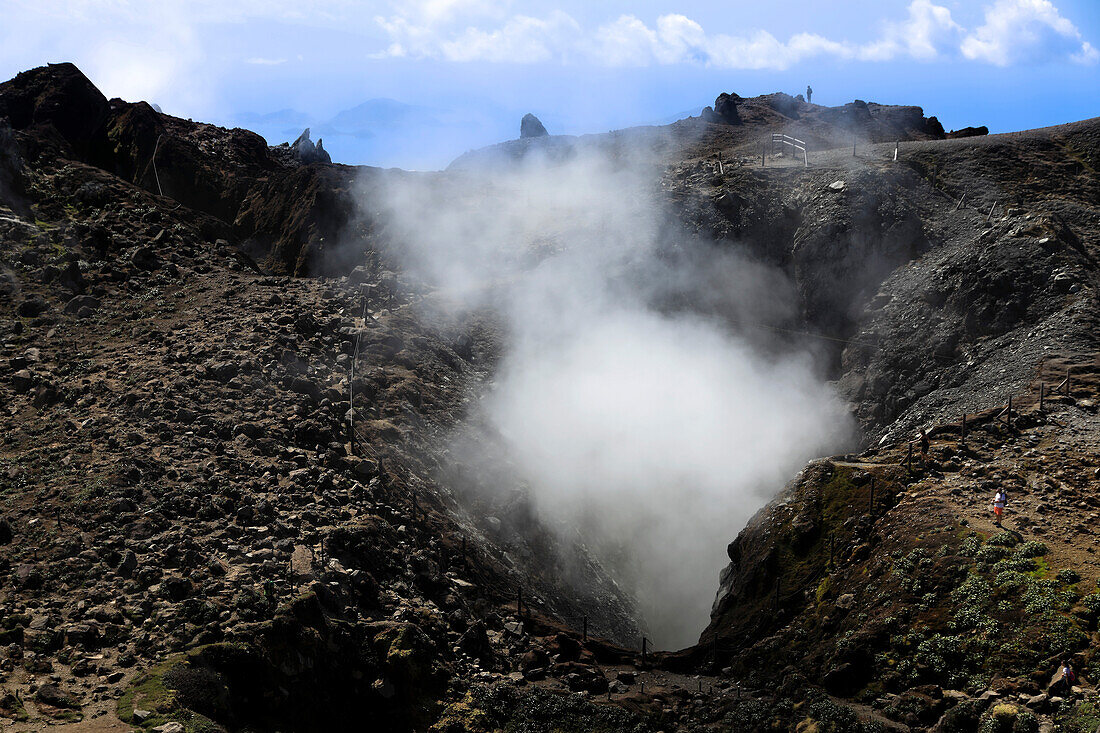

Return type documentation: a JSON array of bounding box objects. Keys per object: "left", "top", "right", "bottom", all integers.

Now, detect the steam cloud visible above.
[{"left": 361, "top": 145, "right": 854, "bottom": 648}]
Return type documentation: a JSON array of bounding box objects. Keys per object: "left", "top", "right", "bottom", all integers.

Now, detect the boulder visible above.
[
  {"left": 520, "top": 113, "right": 549, "bottom": 139},
  {"left": 117, "top": 549, "right": 138, "bottom": 577},
  {"left": 152, "top": 724, "right": 185, "bottom": 733},
  {"left": 64, "top": 294, "right": 100, "bottom": 317},
  {"left": 131, "top": 245, "right": 158, "bottom": 270},
  {"left": 1046, "top": 668, "right": 1072, "bottom": 696},
  {"left": 34, "top": 683, "right": 80, "bottom": 710},
  {"left": 352, "top": 459, "right": 379, "bottom": 480},
  {"left": 12, "top": 370, "right": 34, "bottom": 393},
  {"left": 16, "top": 297, "right": 47, "bottom": 317},
  {"left": 58, "top": 260, "right": 85, "bottom": 292}
]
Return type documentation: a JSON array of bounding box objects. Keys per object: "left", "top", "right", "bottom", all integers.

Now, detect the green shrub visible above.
[
  {"left": 977, "top": 545, "right": 1012, "bottom": 565},
  {"left": 1057, "top": 569, "right": 1082, "bottom": 586},
  {"left": 1015, "top": 541, "right": 1047, "bottom": 558},
  {"left": 993, "top": 558, "right": 1037, "bottom": 575},
  {"left": 994, "top": 570, "right": 1030, "bottom": 590},
  {"left": 960, "top": 533, "right": 983, "bottom": 558},
  {"left": 986, "top": 532, "right": 1021, "bottom": 548}
]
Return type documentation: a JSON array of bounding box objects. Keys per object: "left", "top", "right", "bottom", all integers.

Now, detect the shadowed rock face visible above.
[
  {"left": 0, "top": 121, "right": 29, "bottom": 216},
  {"left": 520, "top": 113, "right": 549, "bottom": 138},
  {"left": 0, "top": 62, "right": 110, "bottom": 162}
]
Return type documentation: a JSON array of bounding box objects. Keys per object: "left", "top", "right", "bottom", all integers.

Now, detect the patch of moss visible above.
[
  {"left": 117, "top": 657, "right": 179, "bottom": 724},
  {"left": 430, "top": 690, "right": 494, "bottom": 733},
  {"left": 116, "top": 656, "right": 226, "bottom": 732},
  {"left": 816, "top": 576, "right": 833, "bottom": 604}
]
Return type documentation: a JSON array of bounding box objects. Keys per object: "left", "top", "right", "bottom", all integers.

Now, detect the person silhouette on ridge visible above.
[{"left": 806, "top": 85, "right": 813, "bottom": 103}]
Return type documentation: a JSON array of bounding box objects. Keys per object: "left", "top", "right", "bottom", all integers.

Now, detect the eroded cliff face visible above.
[
  {"left": 665, "top": 126, "right": 1099, "bottom": 444},
  {"left": 695, "top": 117, "right": 1100, "bottom": 729},
  {"left": 0, "top": 63, "right": 375, "bottom": 278}
]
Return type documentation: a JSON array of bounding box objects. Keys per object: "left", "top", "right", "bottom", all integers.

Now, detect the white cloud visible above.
[
  {"left": 3, "top": 0, "right": 1094, "bottom": 101},
  {"left": 439, "top": 11, "right": 580, "bottom": 63},
  {"left": 705, "top": 30, "right": 854, "bottom": 70},
  {"left": 369, "top": 0, "right": 1097, "bottom": 69},
  {"left": 961, "top": 0, "right": 1098, "bottom": 66},
  {"left": 1073, "top": 41, "right": 1100, "bottom": 65},
  {"left": 858, "top": 0, "right": 962, "bottom": 62}
]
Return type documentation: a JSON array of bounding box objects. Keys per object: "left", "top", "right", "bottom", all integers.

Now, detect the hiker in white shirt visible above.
[{"left": 991, "top": 489, "right": 1007, "bottom": 526}]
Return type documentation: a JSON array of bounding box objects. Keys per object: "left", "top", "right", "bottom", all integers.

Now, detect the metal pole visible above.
[
  {"left": 894, "top": 141, "right": 899, "bottom": 161},
  {"left": 1040, "top": 383, "right": 1045, "bottom": 412},
  {"left": 1006, "top": 396, "right": 1012, "bottom": 427},
  {"left": 907, "top": 442, "right": 913, "bottom": 473}
]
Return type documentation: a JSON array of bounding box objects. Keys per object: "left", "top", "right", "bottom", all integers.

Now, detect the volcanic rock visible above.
[
  {"left": 291, "top": 128, "right": 331, "bottom": 165},
  {"left": 520, "top": 113, "right": 548, "bottom": 138}
]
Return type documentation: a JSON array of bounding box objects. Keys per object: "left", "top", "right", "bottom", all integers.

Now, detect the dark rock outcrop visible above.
[
  {"left": 520, "top": 113, "right": 548, "bottom": 138},
  {"left": 946, "top": 125, "right": 989, "bottom": 139},
  {"left": 291, "top": 128, "right": 331, "bottom": 165},
  {"left": 0, "top": 62, "right": 110, "bottom": 161},
  {"left": 0, "top": 63, "right": 356, "bottom": 275},
  {"left": 702, "top": 92, "right": 742, "bottom": 125}
]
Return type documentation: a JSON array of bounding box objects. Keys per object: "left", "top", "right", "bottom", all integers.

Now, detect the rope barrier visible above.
[{"left": 151, "top": 134, "right": 164, "bottom": 197}]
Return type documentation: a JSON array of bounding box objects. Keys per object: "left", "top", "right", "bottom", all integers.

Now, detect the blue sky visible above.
[{"left": 3, "top": 0, "right": 1098, "bottom": 169}]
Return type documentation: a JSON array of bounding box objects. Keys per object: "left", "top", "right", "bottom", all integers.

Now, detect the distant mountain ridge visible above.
[{"left": 229, "top": 97, "right": 514, "bottom": 169}]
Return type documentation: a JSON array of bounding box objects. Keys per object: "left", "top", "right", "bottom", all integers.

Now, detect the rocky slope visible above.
[{"left": 1, "top": 62, "right": 1099, "bottom": 733}]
